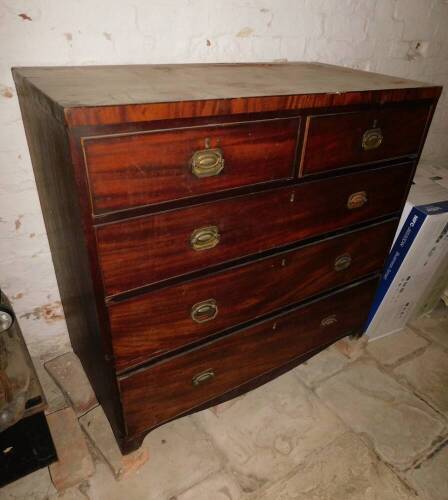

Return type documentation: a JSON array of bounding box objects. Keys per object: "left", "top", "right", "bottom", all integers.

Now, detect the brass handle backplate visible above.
[
  {"left": 192, "top": 369, "right": 215, "bottom": 387},
  {"left": 334, "top": 253, "right": 352, "bottom": 272},
  {"left": 191, "top": 299, "right": 218, "bottom": 323},
  {"left": 190, "top": 226, "right": 220, "bottom": 251},
  {"left": 362, "top": 127, "right": 383, "bottom": 151},
  {"left": 191, "top": 148, "right": 224, "bottom": 178},
  {"left": 321, "top": 314, "right": 338, "bottom": 327},
  {"left": 347, "top": 191, "right": 368, "bottom": 210}
]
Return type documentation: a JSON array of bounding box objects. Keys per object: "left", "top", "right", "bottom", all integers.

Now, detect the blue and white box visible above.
[{"left": 365, "top": 181, "right": 448, "bottom": 341}]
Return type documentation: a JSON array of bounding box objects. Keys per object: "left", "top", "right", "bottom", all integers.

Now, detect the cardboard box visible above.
[
  {"left": 365, "top": 181, "right": 448, "bottom": 341},
  {"left": 412, "top": 164, "right": 448, "bottom": 314},
  {"left": 412, "top": 252, "right": 448, "bottom": 317}
]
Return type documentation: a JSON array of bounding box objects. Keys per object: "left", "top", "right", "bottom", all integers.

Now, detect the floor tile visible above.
[
  {"left": 254, "top": 432, "right": 417, "bottom": 500},
  {"left": 74, "top": 462, "right": 121, "bottom": 500},
  {"left": 176, "top": 472, "right": 244, "bottom": 500},
  {"left": 49, "top": 484, "right": 88, "bottom": 499},
  {"left": 410, "top": 304, "right": 448, "bottom": 349},
  {"left": 193, "top": 372, "right": 346, "bottom": 491},
  {"left": 367, "top": 327, "right": 429, "bottom": 366},
  {"left": 294, "top": 345, "right": 351, "bottom": 386},
  {"left": 1, "top": 466, "right": 56, "bottom": 499},
  {"left": 316, "top": 360, "right": 446, "bottom": 469},
  {"left": 210, "top": 395, "right": 245, "bottom": 416},
  {"left": 394, "top": 345, "right": 448, "bottom": 415},
  {"left": 80, "top": 405, "right": 148, "bottom": 479},
  {"left": 47, "top": 407, "right": 95, "bottom": 491},
  {"left": 45, "top": 352, "right": 97, "bottom": 417},
  {"left": 81, "top": 416, "right": 222, "bottom": 500},
  {"left": 32, "top": 356, "right": 67, "bottom": 414},
  {"left": 405, "top": 443, "right": 448, "bottom": 500},
  {"left": 335, "top": 335, "right": 368, "bottom": 360}
]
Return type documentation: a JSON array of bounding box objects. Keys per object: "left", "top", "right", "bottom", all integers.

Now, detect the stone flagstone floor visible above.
[{"left": 2, "top": 303, "right": 448, "bottom": 500}]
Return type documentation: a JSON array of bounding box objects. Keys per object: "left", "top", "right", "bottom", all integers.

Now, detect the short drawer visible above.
[
  {"left": 96, "top": 163, "right": 413, "bottom": 296},
  {"left": 109, "top": 220, "right": 396, "bottom": 371},
  {"left": 300, "top": 103, "right": 430, "bottom": 176},
  {"left": 119, "top": 277, "right": 378, "bottom": 436},
  {"left": 83, "top": 117, "right": 300, "bottom": 214}
]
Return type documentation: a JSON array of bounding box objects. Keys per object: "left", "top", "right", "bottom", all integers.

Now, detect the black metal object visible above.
[
  {"left": 0, "top": 289, "right": 57, "bottom": 486},
  {"left": 0, "top": 411, "right": 57, "bottom": 487}
]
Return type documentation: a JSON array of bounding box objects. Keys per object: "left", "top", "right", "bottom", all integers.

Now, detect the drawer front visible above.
[
  {"left": 110, "top": 220, "right": 396, "bottom": 371},
  {"left": 96, "top": 163, "right": 412, "bottom": 296},
  {"left": 83, "top": 117, "right": 300, "bottom": 214},
  {"left": 300, "top": 103, "right": 430, "bottom": 176},
  {"left": 119, "top": 277, "right": 378, "bottom": 436}
]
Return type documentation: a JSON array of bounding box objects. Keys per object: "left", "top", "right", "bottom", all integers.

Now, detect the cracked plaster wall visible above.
[{"left": 0, "top": 0, "right": 447, "bottom": 359}]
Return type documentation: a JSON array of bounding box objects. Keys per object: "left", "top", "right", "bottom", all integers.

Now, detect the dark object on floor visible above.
[
  {"left": 0, "top": 290, "right": 56, "bottom": 486},
  {"left": 0, "top": 411, "right": 57, "bottom": 487}
]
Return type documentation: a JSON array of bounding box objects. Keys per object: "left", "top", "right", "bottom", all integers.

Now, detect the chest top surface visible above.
[{"left": 13, "top": 62, "right": 436, "bottom": 108}]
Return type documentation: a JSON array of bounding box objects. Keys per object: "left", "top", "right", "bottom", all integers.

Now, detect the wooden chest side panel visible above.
[{"left": 12, "top": 71, "right": 125, "bottom": 438}]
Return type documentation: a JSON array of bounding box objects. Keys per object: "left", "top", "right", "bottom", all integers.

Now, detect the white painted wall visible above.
[{"left": 1, "top": 0, "right": 447, "bottom": 359}]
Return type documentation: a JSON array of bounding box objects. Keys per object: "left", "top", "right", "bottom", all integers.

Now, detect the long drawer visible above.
[
  {"left": 83, "top": 117, "right": 300, "bottom": 214},
  {"left": 300, "top": 103, "right": 430, "bottom": 176},
  {"left": 109, "top": 220, "right": 396, "bottom": 371},
  {"left": 96, "top": 163, "right": 413, "bottom": 296},
  {"left": 119, "top": 276, "right": 378, "bottom": 436}
]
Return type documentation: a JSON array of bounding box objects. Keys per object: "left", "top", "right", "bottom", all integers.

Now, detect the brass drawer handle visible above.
[
  {"left": 321, "top": 314, "right": 338, "bottom": 327},
  {"left": 190, "top": 226, "right": 220, "bottom": 251},
  {"left": 192, "top": 369, "right": 215, "bottom": 387},
  {"left": 191, "top": 148, "right": 224, "bottom": 178},
  {"left": 334, "top": 253, "right": 352, "bottom": 272},
  {"left": 191, "top": 299, "right": 218, "bottom": 323},
  {"left": 347, "top": 191, "right": 368, "bottom": 210},
  {"left": 362, "top": 127, "right": 383, "bottom": 151}
]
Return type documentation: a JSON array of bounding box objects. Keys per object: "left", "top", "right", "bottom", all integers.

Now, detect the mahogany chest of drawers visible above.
[{"left": 13, "top": 63, "right": 441, "bottom": 453}]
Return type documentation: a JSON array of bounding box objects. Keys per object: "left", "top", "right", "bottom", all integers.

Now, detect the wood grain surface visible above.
[
  {"left": 109, "top": 220, "right": 397, "bottom": 371},
  {"left": 96, "top": 163, "right": 413, "bottom": 296},
  {"left": 13, "top": 64, "right": 441, "bottom": 127},
  {"left": 119, "top": 276, "right": 378, "bottom": 436},
  {"left": 300, "top": 102, "right": 430, "bottom": 175},
  {"left": 83, "top": 117, "right": 300, "bottom": 214}
]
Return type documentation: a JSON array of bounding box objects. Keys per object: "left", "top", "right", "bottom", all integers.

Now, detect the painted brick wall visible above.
[{"left": 1, "top": 0, "right": 447, "bottom": 359}]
